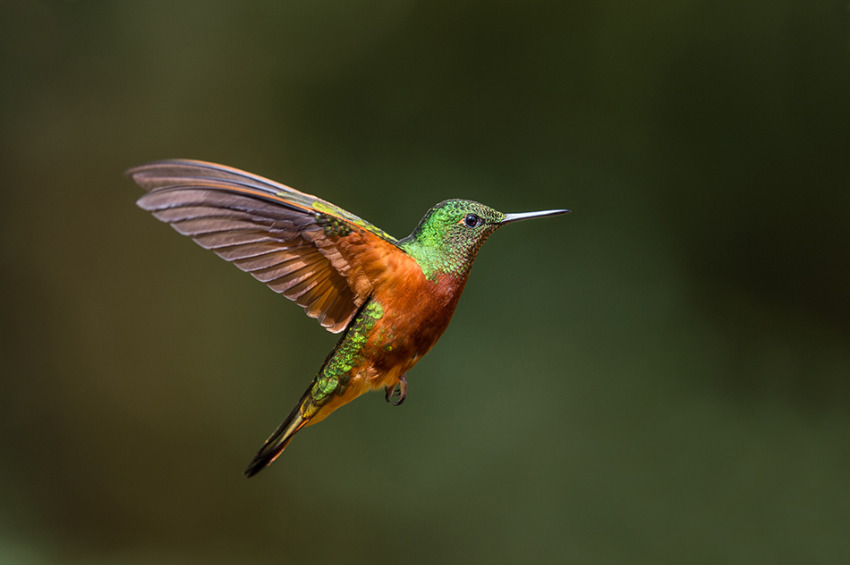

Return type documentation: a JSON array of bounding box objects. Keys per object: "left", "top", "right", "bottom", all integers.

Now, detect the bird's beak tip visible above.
[{"left": 501, "top": 208, "right": 572, "bottom": 225}]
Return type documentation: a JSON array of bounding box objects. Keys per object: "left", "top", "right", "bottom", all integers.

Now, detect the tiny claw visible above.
[{"left": 384, "top": 374, "right": 408, "bottom": 406}]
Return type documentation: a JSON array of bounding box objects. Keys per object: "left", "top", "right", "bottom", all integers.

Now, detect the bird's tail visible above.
[{"left": 243, "top": 385, "right": 312, "bottom": 478}]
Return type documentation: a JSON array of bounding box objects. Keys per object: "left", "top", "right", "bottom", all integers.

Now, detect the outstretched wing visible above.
[{"left": 128, "top": 159, "right": 399, "bottom": 333}]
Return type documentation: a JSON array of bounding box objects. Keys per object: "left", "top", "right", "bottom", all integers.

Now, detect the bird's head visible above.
[{"left": 399, "top": 199, "right": 569, "bottom": 279}]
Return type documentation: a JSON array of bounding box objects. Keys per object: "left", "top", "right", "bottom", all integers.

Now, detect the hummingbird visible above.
[{"left": 127, "top": 159, "right": 569, "bottom": 477}]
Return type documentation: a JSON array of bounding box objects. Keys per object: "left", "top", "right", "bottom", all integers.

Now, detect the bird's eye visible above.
[{"left": 463, "top": 213, "right": 481, "bottom": 228}]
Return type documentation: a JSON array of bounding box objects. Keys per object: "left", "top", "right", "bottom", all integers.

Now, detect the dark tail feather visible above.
[{"left": 244, "top": 394, "right": 310, "bottom": 478}]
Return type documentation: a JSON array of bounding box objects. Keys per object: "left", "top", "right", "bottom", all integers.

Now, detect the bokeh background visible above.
[{"left": 2, "top": 1, "right": 849, "bottom": 563}]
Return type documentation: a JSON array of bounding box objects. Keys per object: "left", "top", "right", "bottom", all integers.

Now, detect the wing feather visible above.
[{"left": 128, "top": 159, "right": 401, "bottom": 333}]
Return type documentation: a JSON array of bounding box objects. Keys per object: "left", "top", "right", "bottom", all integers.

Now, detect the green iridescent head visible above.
[{"left": 398, "top": 199, "right": 569, "bottom": 279}]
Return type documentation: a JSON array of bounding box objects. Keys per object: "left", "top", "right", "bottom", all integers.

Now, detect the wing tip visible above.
[{"left": 125, "top": 158, "right": 193, "bottom": 177}]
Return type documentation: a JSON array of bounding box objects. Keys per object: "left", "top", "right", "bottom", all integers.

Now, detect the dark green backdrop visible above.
[{"left": 2, "top": 1, "right": 848, "bottom": 564}]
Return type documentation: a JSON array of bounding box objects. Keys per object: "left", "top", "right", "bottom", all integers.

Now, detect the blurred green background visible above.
[{"left": 2, "top": 1, "right": 849, "bottom": 563}]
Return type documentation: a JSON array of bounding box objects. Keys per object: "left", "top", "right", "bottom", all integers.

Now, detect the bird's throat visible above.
[{"left": 398, "top": 239, "right": 473, "bottom": 281}]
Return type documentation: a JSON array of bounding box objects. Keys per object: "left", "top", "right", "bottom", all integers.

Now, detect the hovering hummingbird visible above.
[{"left": 127, "top": 159, "right": 569, "bottom": 477}]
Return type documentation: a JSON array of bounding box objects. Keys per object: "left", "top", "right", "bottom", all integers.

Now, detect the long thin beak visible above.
[{"left": 500, "top": 209, "right": 571, "bottom": 225}]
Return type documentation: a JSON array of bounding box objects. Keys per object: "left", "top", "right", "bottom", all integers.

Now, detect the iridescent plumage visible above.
[{"left": 128, "top": 159, "right": 569, "bottom": 477}]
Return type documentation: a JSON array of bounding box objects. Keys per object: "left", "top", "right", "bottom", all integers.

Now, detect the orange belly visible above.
[{"left": 304, "top": 270, "right": 467, "bottom": 425}]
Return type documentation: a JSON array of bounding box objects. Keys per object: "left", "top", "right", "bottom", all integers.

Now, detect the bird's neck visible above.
[{"left": 397, "top": 239, "right": 473, "bottom": 282}]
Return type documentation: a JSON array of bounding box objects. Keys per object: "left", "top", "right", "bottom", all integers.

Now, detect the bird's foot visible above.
[{"left": 384, "top": 374, "right": 408, "bottom": 406}]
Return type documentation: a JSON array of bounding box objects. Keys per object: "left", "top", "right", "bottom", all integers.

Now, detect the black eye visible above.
[{"left": 463, "top": 213, "right": 481, "bottom": 228}]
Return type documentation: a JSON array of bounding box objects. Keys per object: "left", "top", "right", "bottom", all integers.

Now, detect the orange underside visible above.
[{"left": 303, "top": 261, "right": 469, "bottom": 426}]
